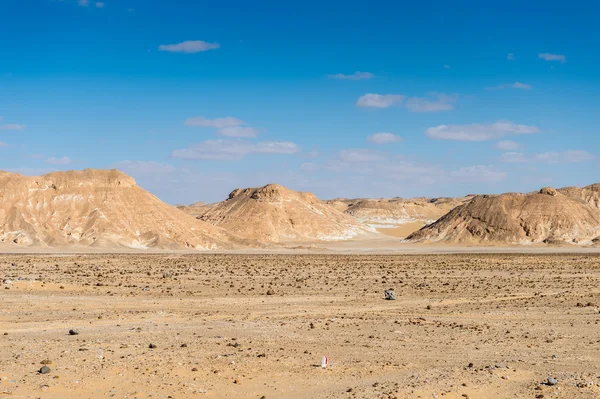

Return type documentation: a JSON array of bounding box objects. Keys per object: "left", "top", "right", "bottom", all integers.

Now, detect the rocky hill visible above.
[
  {"left": 407, "top": 186, "right": 600, "bottom": 245},
  {"left": 0, "top": 169, "right": 240, "bottom": 249},
  {"left": 198, "top": 184, "right": 373, "bottom": 243}
]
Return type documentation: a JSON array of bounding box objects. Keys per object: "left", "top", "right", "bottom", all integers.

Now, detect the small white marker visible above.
[{"left": 321, "top": 356, "right": 329, "bottom": 368}]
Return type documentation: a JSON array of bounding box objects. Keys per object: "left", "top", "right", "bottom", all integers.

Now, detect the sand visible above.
[{"left": 3, "top": 253, "right": 600, "bottom": 398}]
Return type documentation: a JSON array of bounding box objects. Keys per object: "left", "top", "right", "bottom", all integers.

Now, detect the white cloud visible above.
[
  {"left": 0, "top": 141, "right": 7, "bottom": 148},
  {"left": 185, "top": 116, "right": 244, "bottom": 128},
  {"left": 538, "top": 53, "right": 566, "bottom": 63},
  {"left": 507, "top": 53, "right": 515, "bottom": 61},
  {"left": 500, "top": 150, "right": 595, "bottom": 164},
  {"left": 329, "top": 71, "right": 374, "bottom": 80},
  {"left": 216, "top": 126, "right": 258, "bottom": 138},
  {"left": 405, "top": 93, "right": 457, "bottom": 112},
  {"left": 488, "top": 82, "right": 532, "bottom": 90},
  {"left": 95, "top": 2, "right": 104, "bottom": 7},
  {"left": 444, "top": 64, "right": 450, "bottom": 69},
  {"left": 159, "top": 40, "right": 220, "bottom": 54},
  {"left": 495, "top": 140, "right": 522, "bottom": 150},
  {"left": 356, "top": 93, "right": 404, "bottom": 108},
  {"left": 367, "top": 132, "right": 402, "bottom": 144},
  {"left": 172, "top": 139, "right": 300, "bottom": 160},
  {"left": 450, "top": 165, "right": 507, "bottom": 183},
  {"left": 426, "top": 121, "right": 540, "bottom": 141},
  {"left": 78, "top": 0, "right": 89, "bottom": 6},
  {"left": 46, "top": 156, "right": 72, "bottom": 165}
]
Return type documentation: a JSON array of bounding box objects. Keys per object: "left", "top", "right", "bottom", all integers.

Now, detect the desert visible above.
[{"left": 3, "top": 253, "right": 600, "bottom": 399}]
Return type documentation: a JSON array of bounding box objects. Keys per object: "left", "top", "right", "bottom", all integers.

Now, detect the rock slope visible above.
[
  {"left": 198, "top": 184, "right": 373, "bottom": 243},
  {"left": 407, "top": 186, "right": 600, "bottom": 245},
  {"left": 0, "top": 169, "right": 239, "bottom": 249}
]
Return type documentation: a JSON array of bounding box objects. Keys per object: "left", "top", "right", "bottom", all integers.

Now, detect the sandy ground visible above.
[
  {"left": 375, "top": 222, "right": 426, "bottom": 238},
  {"left": 2, "top": 253, "right": 600, "bottom": 398}
]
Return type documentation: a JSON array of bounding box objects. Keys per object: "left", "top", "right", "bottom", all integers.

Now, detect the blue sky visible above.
[{"left": 1, "top": 0, "right": 599, "bottom": 204}]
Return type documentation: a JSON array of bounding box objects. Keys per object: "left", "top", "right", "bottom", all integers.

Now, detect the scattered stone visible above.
[
  {"left": 546, "top": 377, "right": 558, "bottom": 386},
  {"left": 384, "top": 290, "right": 397, "bottom": 300},
  {"left": 266, "top": 289, "right": 275, "bottom": 295},
  {"left": 40, "top": 360, "right": 52, "bottom": 365},
  {"left": 149, "top": 343, "right": 157, "bottom": 349},
  {"left": 68, "top": 329, "right": 79, "bottom": 336},
  {"left": 39, "top": 366, "right": 51, "bottom": 374},
  {"left": 181, "top": 343, "right": 188, "bottom": 348},
  {"left": 162, "top": 271, "right": 171, "bottom": 278}
]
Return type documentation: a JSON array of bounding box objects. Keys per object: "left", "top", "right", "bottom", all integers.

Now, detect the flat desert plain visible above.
[{"left": 2, "top": 253, "right": 600, "bottom": 398}]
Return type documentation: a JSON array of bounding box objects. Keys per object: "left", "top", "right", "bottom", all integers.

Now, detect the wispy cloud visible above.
[
  {"left": 46, "top": 156, "right": 72, "bottom": 165},
  {"left": 356, "top": 93, "right": 405, "bottom": 108},
  {"left": 0, "top": 124, "right": 25, "bottom": 131},
  {"left": 0, "top": 141, "right": 7, "bottom": 148},
  {"left": 495, "top": 140, "right": 522, "bottom": 151},
  {"left": 500, "top": 150, "right": 595, "bottom": 164},
  {"left": 405, "top": 93, "right": 457, "bottom": 112},
  {"left": 488, "top": 82, "right": 532, "bottom": 90},
  {"left": 185, "top": 116, "right": 244, "bottom": 128},
  {"left": 0, "top": 117, "right": 25, "bottom": 131},
  {"left": 426, "top": 121, "right": 540, "bottom": 141},
  {"left": 172, "top": 140, "right": 300, "bottom": 160},
  {"left": 450, "top": 165, "right": 507, "bottom": 183},
  {"left": 357, "top": 92, "right": 457, "bottom": 112},
  {"left": 78, "top": 0, "right": 89, "bottom": 6},
  {"left": 159, "top": 40, "right": 220, "bottom": 54},
  {"left": 538, "top": 53, "right": 566, "bottom": 63},
  {"left": 95, "top": 2, "right": 104, "bottom": 7},
  {"left": 367, "top": 132, "right": 402, "bottom": 144},
  {"left": 329, "top": 71, "right": 374, "bottom": 80},
  {"left": 507, "top": 53, "right": 515, "bottom": 61},
  {"left": 216, "top": 126, "right": 258, "bottom": 138},
  {"left": 185, "top": 116, "right": 259, "bottom": 137},
  {"left": 338, "top": 149, "right": 386, "bottom": 163}
]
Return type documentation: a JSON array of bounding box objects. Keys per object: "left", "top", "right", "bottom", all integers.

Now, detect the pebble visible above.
[
  {"left": 149, "top": 343, "right": 157, "bottom": 349},
  {"left": 40, "top": 360, "right": 52, "bottom": 365},
  {"left": 384, "top": 290, "right": 397, "bottom": 300},
  {"left": 69, "top": 329, "right": 79, "bottom": 336},
  {"left": 266, "top": 289, "right": 275, "bottom": 295},
  {"left": 39, "top": 366, "right": 51, "bottom": 374},
  {"left": 547, "top": 377, "right": 558, "bottom": 386}
]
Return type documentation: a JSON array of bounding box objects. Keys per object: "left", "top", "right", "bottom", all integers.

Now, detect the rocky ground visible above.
[{"left": 2, "top": 253, "right": 600, "bottom": 398}]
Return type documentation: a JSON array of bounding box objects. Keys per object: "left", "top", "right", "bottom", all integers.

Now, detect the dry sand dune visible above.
[
  {"left": 0, "top": 169, "right": 241, "bottom": 250},
  {"left": 408, "top": 186, "right": 600, "bottom": 246},
  {"left": 199, "top": 184, "right": 373, "bottom": 243}
]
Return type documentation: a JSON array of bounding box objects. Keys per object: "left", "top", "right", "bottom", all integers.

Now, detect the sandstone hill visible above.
[
  {"left": 333, "top": 197, "right": 470, "bottom": 225},
  {"left": 0, "top": 169, "right": 239, "bottom": 249},
  {"left": 198, "top": 184, "right": 373, "bottom": 243},
  {"left": 176, "top": 201, "right": 214, "bottom": 217},
  {"left": 407, "top": 186, "right": 600, "bottom": 245},
  {"left": 558, "top": 183, "right": 600, "bottom": 210}
]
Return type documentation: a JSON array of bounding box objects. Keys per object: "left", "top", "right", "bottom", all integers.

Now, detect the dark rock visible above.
[
  {"left": 149, "top": 343, "right": 157, "bottom": 349},
  {"left": 384, "top": 290, "right": 397, "bottom": 300},
  {"left": 39, "top": 366, "right": 51, "bottom": 374},
  {"left": 68, "top": 329, "right": 79, "bottom": 336}
]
